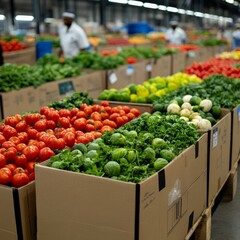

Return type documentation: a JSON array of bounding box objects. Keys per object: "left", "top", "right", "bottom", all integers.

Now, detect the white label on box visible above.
[
  {"left": 117, "top": 47, "right": 122, "bottom": 52},
  {"left": 126, "top": 65, "right": 134, "bottom": 76},
  {"left": 146, "top": 63, "right": 152, "bottom": 72},
  {"left": 212, "top": 127, "right": 218, "bottom": 148},
  {"left": 238, "top": 106, "right": 240, "bottom": 122},
  {"left": 188, "top": 51, "right": 196, "bottom": 58},
  {"left": 108, "top": 72, "right": 118, "bottom": 84}
]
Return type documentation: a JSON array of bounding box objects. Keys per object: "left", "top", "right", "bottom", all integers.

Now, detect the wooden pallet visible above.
[{"left": 185, "top": 161, "right": 238, "bottom": 240}]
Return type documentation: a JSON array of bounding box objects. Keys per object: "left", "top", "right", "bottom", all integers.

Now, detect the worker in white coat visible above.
[
  {"left": 166, "top": 20, "right": 187, "bottom": 45},
  {"left": 58, "top": 10, "right": 90, "bottom": 58}
]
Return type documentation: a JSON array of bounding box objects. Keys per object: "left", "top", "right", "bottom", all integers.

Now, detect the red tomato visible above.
[
  {"left": 45, "top": 136, "right": 59, "bottom": 150},
  {"left": 2, "top": 141, "right": 15, "bottom": 149},
  {"left": 0, "top": 167, "right": 12, "bottom": 185},
  {"left": 75, "top": 131, "right": 84, "bottom": 137},
  {"left": 6, "top": 163, "right": 17, "bottom": 173},
  {"left": 4, "top": 148, "right": 17, "bottom": 163},
  {"left": 0, "top": 153, "right": 6, "bottom": 168},
  {"left": 15, "top": 153, "right": 28, "bottom": 167},
  {"left": 26, "top": 162, "right": 35, "bottom": 174},
  {"left": 101, "top": 101, "right": 109, "bottom": 107},
  {"left": 38, "top": 147, "right": 55, "bottom": 162},
  {"left": 15, "top": 120, "right": 27, "bottom": 132},
  {"left": 58, "top": 117, "right": 71, "bottom": 128},
  {"left": 26, "top": 128, "right": 38, "bottom": 140},
  {"left": 59, "top": 109, "right": 71, "bottom": 118},
  {"left": 24, "top": 113, "right": 41, "bottom": 126},
  {"left": 56, "top": 138, "right": 66, "bottom": 150},
  {"left": 9, "top": 136, "right": 21, "bottom": 145},
  {"left": 127, "top": 112, "right": 135, "bottom": 120},
  {"left": 122, "top": 115, "right": 129, "bottom": 124},
  {"left": 47, "top": 111, "right": 60, "bottom": 122},
  {"left": 76, "top": 135, "right": 91, "bottom": 144},
  {"left": 85, "top": 124, "right": 95, "bottom": 132},
  {"left": 92, "top": 105, "right": 101, "bottom": 112},
  {"left": 29, "top": 172, "right": 35, "bottom": 181},
  {"left": 90, "top": 112, "right": 102, "bottom": 121},
  {"left": 34, "top": 120, "right": 47, "bottom": 132},
  {"left": 46, "top": 120, "right": 56, "bottom": 129},
  {"left": 130, "top": 108, "right": 141, "bottom": 117},
  {"left": 70, "top": 108, "right": 79, "bottom": 117},
  {"left": 0, "top": 135, "right": 6, "bottom": 144},
  {"left": 100, "top": 112, "right": 109, "bottom": 120},
  {"left": 76, "top": 111, "right": 87, "bottom": 118},
  {"left": 18, "top": 132, "right": 29, "bottom": 143},
  {"left": 94, "top": 121, "right": 103, "bottom": 130},
  {"left": 63, "top": 132, "right": 75, "bottom": 147},
  {"left": 109, "top": 113, "right": 120, "bottom": 121},
  {"left": 22, "top": 145, "right": 39, "bottom": 161},
  {"left": 80, "top": 103, "right": 88, "bottom": 111},
  {"left": 116, "top": 116, "right": 125, "bottom": 127},
  {"left": 16, "top": 143, "right": 27, "bottom": 152},
  {"left": 37, "top": 141, "right": 46, "bottom": 149},
  {"left": 13, "top": 167, "right": 28, "bottom": 175},
  {"left": 104, "top": 106, "right": 112, "bottom": 114},
  {"left": 39, "top": 106, "right": 49, "bottom": 115},
  {"left": 100, "top": 125, "right": 113, "bottom": 133},
  {"left": 122, "top": 106, "right": 131, "bottom": 114},
  {"left": 2, "top": 125, "right": 18, "bottom": 139},
  {"left": 4, "top": 116, "right": 19, "bottom": 127},
  {"left": 93, "top": 132, "right": 102, "bottom": 139},
  {"left": 84, "top": 106, "right": 93, "bottom": 116},
  {"left": 12, "top": 173, "right": 29, "bottom": 188},
  {"left": 102, "top": 119, "right": 117, "bottom": 128},
  {"left": 74, "top": 118, "right": 87, "bottom": 131}
]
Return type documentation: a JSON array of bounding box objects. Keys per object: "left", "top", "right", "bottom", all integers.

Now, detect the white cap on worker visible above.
[
  {"left": 62, "top": 11, "right": 75, "bottom": 18},
  {"left": 170, "top": 20, "right": 179, "bottom": 25}
]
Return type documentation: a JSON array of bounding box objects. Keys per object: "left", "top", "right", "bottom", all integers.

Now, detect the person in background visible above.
[
  {"left": 165, "top": 20, "right": 187, "bottom": 45},
  {"left": 232, "top": 23, "right": 240, "bottom": 50},
  {"left": 58, "top": 10, "right": 90, "bottom": 58},
  {"left": 0, "top": 43, "right": 4, "bottom": 66}
]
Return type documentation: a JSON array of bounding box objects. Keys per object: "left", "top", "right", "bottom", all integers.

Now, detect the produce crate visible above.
[
  {"left": 171, "top": 52, "right": 186, "bottom": 74},
  {"left": 106, "top": 61, "right": 149, "bottom": 90},
  {"left": 132, "top": 60, "right": 150, "bottom": 85},
  {"left": 206, "top": 109, "right": 231, "bottom": 206},
  {"left": 185, "top": 50, "right": 201, "bottom": 68},
  {"left": 228, "top": 105, "right": 240, "bottom": 170},
  {"left": 35, "top": 134, "right": 207, "bottom": 240},
  {"left": 150, "top": 55, "right": 171, "bottom": 78},
  {"left": 38, "top": 71, "right": 106, "bottom": 107},
  {"left": 3, "top": 47, "right": 36, "bottom": 66},
  {"left": 0, "top": 87, "right": 40, "bottom": 120},
  {"left": 198, "top": 47, "right": 214, "bottom": 61},
  {"left": 0, "top": 182, "right": 36, "bottom": 240}
]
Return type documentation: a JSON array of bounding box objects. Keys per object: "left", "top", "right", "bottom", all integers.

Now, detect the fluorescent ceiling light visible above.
[
  {"left": 158, "top": 5, "right": 167, "bottom": 11},
  {"left": 178, "top": 9, "right": 186, "bottom": 14},
  {"left": 44, "top": 18, "right": 54, "bottom": 23},
  {"left": 15, "top": 15, "right": 34, "bottom": 21},
  {"left": 108, "top": 0, "right": 127, "bottom": 4},
  {"left": 225, "top": 0, "right": 234, "bottom": 3},
  {"left": 204, "top": 13, "right": 211, "bottom": 18},
  {"left": 194, "top": 12, "right": 204, "bottom": 17},
  {"left": 143, "top": 2, "right": 158, "bottom": 9},
  {"left": 166, "top": 6, "right": 178, "bottom": 13},
  {"left": 186, "top": 10, "right": 194, "bottom": 16},
  {"left": 0, "top": 14, "right": 6, "bottom": 20},
  {"left": 128, "top": 0, "right": 143, "bottom": 6},
  {"left": 233, "top": 1, "right": 239, "bottom": 6}
]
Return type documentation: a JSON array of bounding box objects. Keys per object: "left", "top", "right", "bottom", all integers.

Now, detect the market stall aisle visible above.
[{"left": 211, "top": 166, "right": 240, "bottom": 240}]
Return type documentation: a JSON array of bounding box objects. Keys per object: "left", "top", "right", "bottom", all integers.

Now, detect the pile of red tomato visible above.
[
  {"left": 185, "top": 57, "right": 240, "bottom": 79},
  {"left": 0, "top": 39, "right": 27, "bottom": 52},
  {"left": 168, "top": 44, "right": 200, "bottom": 52},
  {"left": 0, "top": 101, "right": 141, "bottom": 188}
]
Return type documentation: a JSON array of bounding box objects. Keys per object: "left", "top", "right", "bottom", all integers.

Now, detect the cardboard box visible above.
[
  {"left": 0, "top": 182, "right": 36, "bottom": 240},
  {"left": 199, "top": 47, "right": 213, "bottom": 61},
  {"left": 207, "top": 109, "right": 231, "bottom": 206},
  {"left": 172, "top": 52, "right": 186, "bottom": 74},
  {"left": 0, "top": 86, "right": 40, "bottom": 119},
  {"left": 229, "top": 105, "right": 240, "bottom": 170},
  {"left": 151, "top": 55, "right": 171, "bottom": 78},
  {"left": 38, "top": 71, "right": 105, "bottom": 107},
  {"left": 35, "top": 135, "right": 207, "bottom": 240},
  {"left": 3, "top": 47, "right": 36, "bottom": 66},
  {"left": 185, "top": 51, "right": 200, "bottom": 68},
  {"left": 132, "top": 60, "right": 150, "bottom": 85}
]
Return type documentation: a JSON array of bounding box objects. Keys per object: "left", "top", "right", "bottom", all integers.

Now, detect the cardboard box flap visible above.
[
  {"left": 0, "top": 186, "right": 17, "bottom": 236},
  {"left": 36, "top": 164, "right": 137, "bottom": 240}
]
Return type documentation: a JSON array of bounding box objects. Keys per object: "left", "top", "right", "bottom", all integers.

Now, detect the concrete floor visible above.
[{"left": 211, "top": 167, "right": 240, "bottom": 240}]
